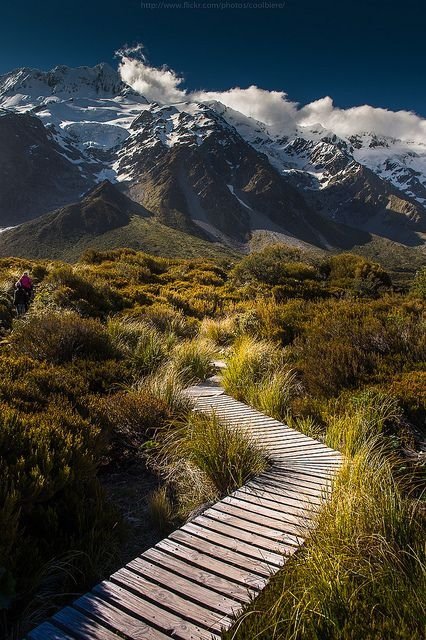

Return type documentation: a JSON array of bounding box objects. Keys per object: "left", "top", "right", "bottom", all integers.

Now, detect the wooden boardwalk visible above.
[{"left": 28, "top": 382, "right": 341, "bottom": 640}]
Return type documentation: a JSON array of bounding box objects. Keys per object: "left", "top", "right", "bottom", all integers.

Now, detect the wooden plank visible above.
[
  {"left": 204, "top": 506, "right": 303, "bottom": 545},
  {"left": 248, "top": 478, "right": 325, "bottom": 507},
  {"left": 27, "top": 622, "right": 76, "bottom": 640},
  {"left": 74, "top": 592, "right": 172, "bottom": 640},
  {"left": 181, "top": 521, "right": 286, "bottom": 567},
  {"left": 264, "top": 442, "right": 334, "bottom": 454},
  {"left": 155, "top": 539, "right": 266, "bottom": 591},
  {"left": 274, "top": 450, "right": 342, "bottom": 461},
  {"left": 222, "top": 495, "right": 312, "bottom": 527},
  {"left": 209, "top": 502, "right": 306, "bottom": 538},
  {"left": 169, "top": 528, "right": 276, "bottom": 578},
  {"left": 92, "top": 581, "right": 220, "bottom": 640},
  {"left": 269, "top": 468, "right": 333, "bottom": 488},
  {"left": 53, "top": 606, "right": 123, "bottom": 640},
  {"left": 142, "top": 547, "right": 255, "bottom": 604},
  {"left": 238, "top": 483, "right": 320, "bottom": 512},
  {"left": 266, "top": 466, "right": 335, "bottom": 483},
  {"left": 110, "top": 567, "right": 231, "bottom": 632},
  {"left": 259, "top": 472, "right": 329, "bottom": 496},
  {"left": 126, "top": 557, "right": 240, "bottom": 616},
  {"left": 190, "top": 513, "right": 298, "bottom": 555},
  {"left": 225, "top": 491, "right": 313, "bottom": 522}
]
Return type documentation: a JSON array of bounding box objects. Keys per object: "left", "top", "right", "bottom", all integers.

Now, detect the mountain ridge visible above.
[{"left": 0, "top": 61, "right": 425, "bottom": 257}]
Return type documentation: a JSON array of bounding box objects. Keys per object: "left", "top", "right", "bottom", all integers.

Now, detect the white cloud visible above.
[
  {"left": 117, "top": 49, "right": 185, "bottom": 104},
  {"left": 299, "top": 97, "right": 426, "bottom": 143},
  {"left": 116, "top": 47, "right": 426, "bottom": 144},
  {"left": 193, "top": 86, "right": 299, "bottom": 127}
]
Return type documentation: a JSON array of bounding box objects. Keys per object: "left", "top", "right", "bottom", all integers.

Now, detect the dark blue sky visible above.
[{"left": 1, "top": 0, "right": 425, "bottom": 115}]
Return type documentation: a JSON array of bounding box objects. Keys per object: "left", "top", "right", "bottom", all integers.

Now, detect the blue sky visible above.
[{"left": 1, "top": 0, "right": 425, "bottom": 115}]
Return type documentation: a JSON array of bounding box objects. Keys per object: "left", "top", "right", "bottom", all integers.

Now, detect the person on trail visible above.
[
  {"left": 18, "top": 271, "right": 33, "bottom": 294},
  {"left": 13, "top": 282, "right": 29, "bottom": 317}
]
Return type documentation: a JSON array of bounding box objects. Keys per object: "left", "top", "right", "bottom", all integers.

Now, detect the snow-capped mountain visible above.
[{"left": 0, "top": 62, "right": 425, "bottom": 250}]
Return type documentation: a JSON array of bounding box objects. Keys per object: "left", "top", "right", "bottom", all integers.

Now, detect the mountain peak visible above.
[{"left": 0, "top": 62, "right": 134, "bottom": 105}]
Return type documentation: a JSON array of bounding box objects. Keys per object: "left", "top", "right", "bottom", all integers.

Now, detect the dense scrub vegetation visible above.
[{"left": 0, "top": 247, "right": 424, "bottom": 638}]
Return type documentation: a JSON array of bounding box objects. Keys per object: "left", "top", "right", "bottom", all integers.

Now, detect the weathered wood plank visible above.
[
  {"left": 125, "top": 557, "right": 240, "bottom": 616},
  {"left": 168, "top": 529, "right": 277, "bottom": 578},
  {"left": 92, "top": 581, "right": 220, "bottom": 640},
  {"left": 222, "top": 494, "right": 312, "bottom": 527},
  {"left": 233, "top": 486, "right": 315, "bottom": 517},
  {"left": 209, "top": 502, "right": 306, "bottom": 537},
  {"left": 110, "top": 567, "right": 231, "bottom": 632},
  {"left": 53, "top": 606, "right": 123, "bottom": 640},
  {"left": 191, "top": 514, "right": 299, "bottom": 555},
  {"left": 155, "top": 539, "right": 267, "bottom": 591},
  {"left": 74, "top": 591, "right": 173, "bottom": 640},
  {"left": 181, "top": 521, "right": 286, "bottom": 567},
  {"left": 141, "top": 547, "right": 255, "bottom": 603}
]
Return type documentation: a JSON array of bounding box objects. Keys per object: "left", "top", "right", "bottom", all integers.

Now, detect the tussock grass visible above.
[
  {"left": 150, "top": 412, "right": 268, "bottom": 521},
  {"left": 200, "top": 315, "right": 236, "bottom": 346},
  {"left": 325, "top": 389, "right": 402, "bottom": 456},
  {"left": 170, "top": 338, "right": 215, "bottom": 385},
  {"left": 139, "top": 365, "right": 193, "bottom": 419},
  {"left": 222, "top": 336, "right": 282, "bottom": 400},
  {"left": 148, "top": 487, "right": 175, "bottom": 534},
  {"left": 249, "top": 368, "right": 301, "bottom": 421},
  {"left": 107, "top": 317, "right": 169, "bottom": 375},
  {"left": 222, "top": 335, "right": 300, "bottom": 419}
]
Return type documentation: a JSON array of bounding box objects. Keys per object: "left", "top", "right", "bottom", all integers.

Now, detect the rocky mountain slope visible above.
[{"left": 0, "top": 62, "right": 425, "bottom": 254}]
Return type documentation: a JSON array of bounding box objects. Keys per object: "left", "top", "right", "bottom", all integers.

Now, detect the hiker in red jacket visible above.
[
  {"left": 15, "top": 271, "right": 34, "bottom": 311},
  {"left": 17, "top": 271, "right": 33, "bottom": 295}
]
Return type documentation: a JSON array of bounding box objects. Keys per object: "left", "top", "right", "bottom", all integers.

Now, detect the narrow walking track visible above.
[{"left": 27, "top": 382, "right": 342, "bottom": 640}]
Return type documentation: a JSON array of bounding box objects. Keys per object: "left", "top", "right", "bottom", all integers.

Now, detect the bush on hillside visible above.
[
  {"left": 90, "top": 390, "right": 170, "bottom": 468},
  {"left": 8, "top": 310, "right": 115, "bottom": 364}
]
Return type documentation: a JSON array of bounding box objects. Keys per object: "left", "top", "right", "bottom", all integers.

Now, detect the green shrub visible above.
[
  {"left": 295, "top": 298, "right": 425, "bottom": 397},
  {"left": 8, "top": 311, "right": 114, "bottom": 364},
  {"left": 231, "top": 244, "right": 309, "bottom": 286},
  {"left": 388, "top": 371, "right": 426, "bottom": 432},
  {"left": 410, "top": 266, "right": 426, "bottom": 299},
  {"left": 0, "top": 402, "right": 122, "bottom": 635},
  {"left": 90, "top": 390, "right": 170, "bottom": 468},
  {"left": 44, "top": 264, "right": 122, "bottom": 316}
]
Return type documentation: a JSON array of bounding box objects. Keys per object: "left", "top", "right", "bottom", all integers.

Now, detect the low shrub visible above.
[
  {"left": 0, "top": 401, "right": 122, "bottom": 636},
  {"left": 8, "top": 311, "right": 115, "bottom": 364},
  {"left": 45, "top": 264, "right": 123, "bottom": 316},
  {"left": 90, "top": 390, "right": 170, "bottom": 468},
  {"left": 388, "top": 371, "right": 426, "bottom": 433}
]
